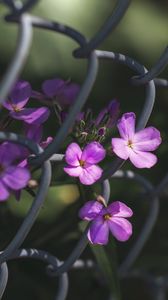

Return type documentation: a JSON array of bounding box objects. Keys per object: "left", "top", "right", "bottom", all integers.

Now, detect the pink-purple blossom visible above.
[
  {"left": 25, "top": 124, "right": 53, "bottom": 149},
  {"left": 3, "top": 80, "right": 50, "bottom": 125},
  {"left": 64, "top": 142, "right": 106, "bottom": 185},
  {"left": 18, "top": 124, "right": 53, "bottom": 169},
  {"left": 13, "top": 124, "right": 53, "bottom": 201},
  {"left": 79, "top": 200, "right": 133, "bottom": 245},
  {"left": 95, "top": 99, "right": 120, "bottom": 128},
  {"left": 42, "top": 78, "right": 80, "bottom": 108},
  {"left": 111, "top": 112, "right": 162, "bottom": 168},
  {"left": 0, "top": 143, "right": 30, "bottom": 201},
  {"left": 32, "top": 78, "right": 80, "bottom": 110}
]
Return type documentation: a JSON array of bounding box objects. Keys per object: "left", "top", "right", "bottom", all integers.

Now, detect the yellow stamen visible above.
[
  {"left": 79, "top": 160, "right": 85, "bottom": 167},
  {"left": 127, "top": 140, "right": 133, "bottom": 148},
  {"left": 103, "top": 213, "right": 111, "bottom": 221},
  {"left": 11, "top": 104, "right": 21, "bottom": 112}
]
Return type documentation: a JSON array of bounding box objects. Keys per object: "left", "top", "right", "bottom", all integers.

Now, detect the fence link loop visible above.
[
  {"left": 131, "top": 46, "right": 168, "bottom": 85},
  {"left": 73, "top": 0, "right": 131, "bottom": 58},
  {"left": 2, "top": 0, "right": 39, "bottom": 16},
  {"left": 0, "top": 13, "right": 33, "bottom": 105}
]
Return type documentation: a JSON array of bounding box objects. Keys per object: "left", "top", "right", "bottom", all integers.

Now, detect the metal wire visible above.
[{"left": 0, "top": 14, "right": 33, "bottom": 104}]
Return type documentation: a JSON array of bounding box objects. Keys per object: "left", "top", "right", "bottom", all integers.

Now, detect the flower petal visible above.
[
  {"left": 65, "top": 143, "right": 82, "bottom": 166},
  {"left": 40, "top": 137, "right": 53, "bottom": 149},
  {"left": 18, "top": 159, "right": 28, "bottom": 168},
  {"left": 3, "top": 81, "right": 31, "bottom": 110},
  {"left": 108, "top": 217, "right": 132, "bottom": 241},
  {"left": 64, "top": 166, "right": 82, "bottom": 177},
  {"left": 2, "top": 101, "right": 14, "bottom": 111},
  {"left": 11, "top": 81, "right": 31, "bottom": 106},
  {"left": 75, "top": 112, "right": 85, "bottom": 122},
  {"left": 79, "top": 200, "right": 103, "bottom": 221},
  {"left": 107, "top": 201, "right": 133, "bottom": 218},
  {"left": 106, "top": 99, "right": 120, "bottom": 128},
  {"left": 58, "top": 83, "right": 80, "bottom": 107},
  {"left": 133, "top": 127, "right": 162, "bottom": 151},
  {"left": 3, "top": 166, "right": 30, "bottom": 190},
  {"left": 111, "top": 138, "right": 129, "bottom": 160},
  {"left": 79, "top": 165, "right": 103, "bottom": 185},
  {"left": 0, "top": 143, "right": 22, "bottom": 166},
  {"left": 88, "top": 216, "right": 109, "bottom": 245},
  {"left": 108, "top": 99, "right": 120, "bottom": 116},
  {"left": 94, "top": 107, "right": 107, "bottom": 126},
  {"left": 42, "top": 78, "right": 65, "bottom": 97},
  {"left": 0, "top": 181, "right": 9, "bottom": 201},
  {"left": 129, "top": 150, "right": 158, "bottom": 168},
  {"left": 81, "top": 142, "right": 106, "bottom": 164},
  {"left": 11, "top": 107, "right": 50, "bottom": 124},
  {"left": 25, "top": 124, "right": 43, "bottom": 143},
  {"left": 117, "top": 112, "right": 135, "bottom": 140}
]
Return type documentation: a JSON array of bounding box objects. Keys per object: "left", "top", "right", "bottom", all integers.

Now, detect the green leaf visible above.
[
  {"left": 90, "top": 236, "right": 121, "bottom": 300},
  {"left": 8, "top": 184, "right": 79, "bottom": 223}
]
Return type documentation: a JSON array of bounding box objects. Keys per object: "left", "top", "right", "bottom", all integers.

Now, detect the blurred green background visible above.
[{"left": 0, "top": 0, "right": 168, "bottom": 299}]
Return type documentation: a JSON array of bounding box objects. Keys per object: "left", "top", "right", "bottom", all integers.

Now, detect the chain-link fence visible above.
[{"left": 0, "top": 0, "right": 168, "bottom": 299}]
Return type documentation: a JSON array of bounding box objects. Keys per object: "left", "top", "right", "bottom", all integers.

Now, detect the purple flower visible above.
[
  {"left": 79, "top": 200, "right": 133, "bottom": 245},
  {"left": 25, "top": 123, "right": 43, "bottom": 143},
  {"left": 95, "top": 99, "right": 120, "bottom": 128},
  {"left": 3, "top": 80, "right": 50, "bottom": 125},
  {"left": 40, "top": 136, "right": 53, "bottom": 149},
  {"left": 15, "top": 125, "right": 53, "bottom": 201},
  {"left": 42, "top": 78, "right": 65, "bottom": 97},
  {"left": 64, "top": 142, "right": 106, "bottom": 185},
  {"left": 41, "top": 78, "right": 80, "bottom": 108},
  {"left": 25, "top": 124, "right": 53, "bottom": 148},
  {"left": 0, "top": 143, "right": 30, "bottom": 201},
  {"left": 106, "top": 99, "right": 120, "bottom": 128},
  {"left": 4, "top": 80, "right": 32, "bottom": 110},
  {"left": 111, "top": 112, "right": 162, "bottom": 168},
  {"left": 19, "top": 124, "right": 53, "bottom": 168}
]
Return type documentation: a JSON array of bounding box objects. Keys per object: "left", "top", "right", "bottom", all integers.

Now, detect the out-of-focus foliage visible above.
[
  {"left": 0, "top": 0, "right": 167, "bottom": 80},
  {"left": 8, "top": 184, "right": 79, "bottom": 222}
]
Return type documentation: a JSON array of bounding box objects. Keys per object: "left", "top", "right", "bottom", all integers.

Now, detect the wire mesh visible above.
[{"left": 0, "top": 1, "right": 167, "bottom": 299}]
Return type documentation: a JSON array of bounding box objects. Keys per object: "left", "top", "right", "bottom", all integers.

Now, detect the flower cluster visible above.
[
  {"left": 64, "top": 112, "right": 161, "bottom": 185},
  {"left": 0, "top": 77, "right": 79, "bottom": 201},
  {"left": 0, "top": 80, "right": 52, "bottom": 201},
  {"left": 0, "top": 76, "right": 162, "bottom": 248},
  {"left": 73, "top": 99, "right": 120, "bottom": 143}
]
